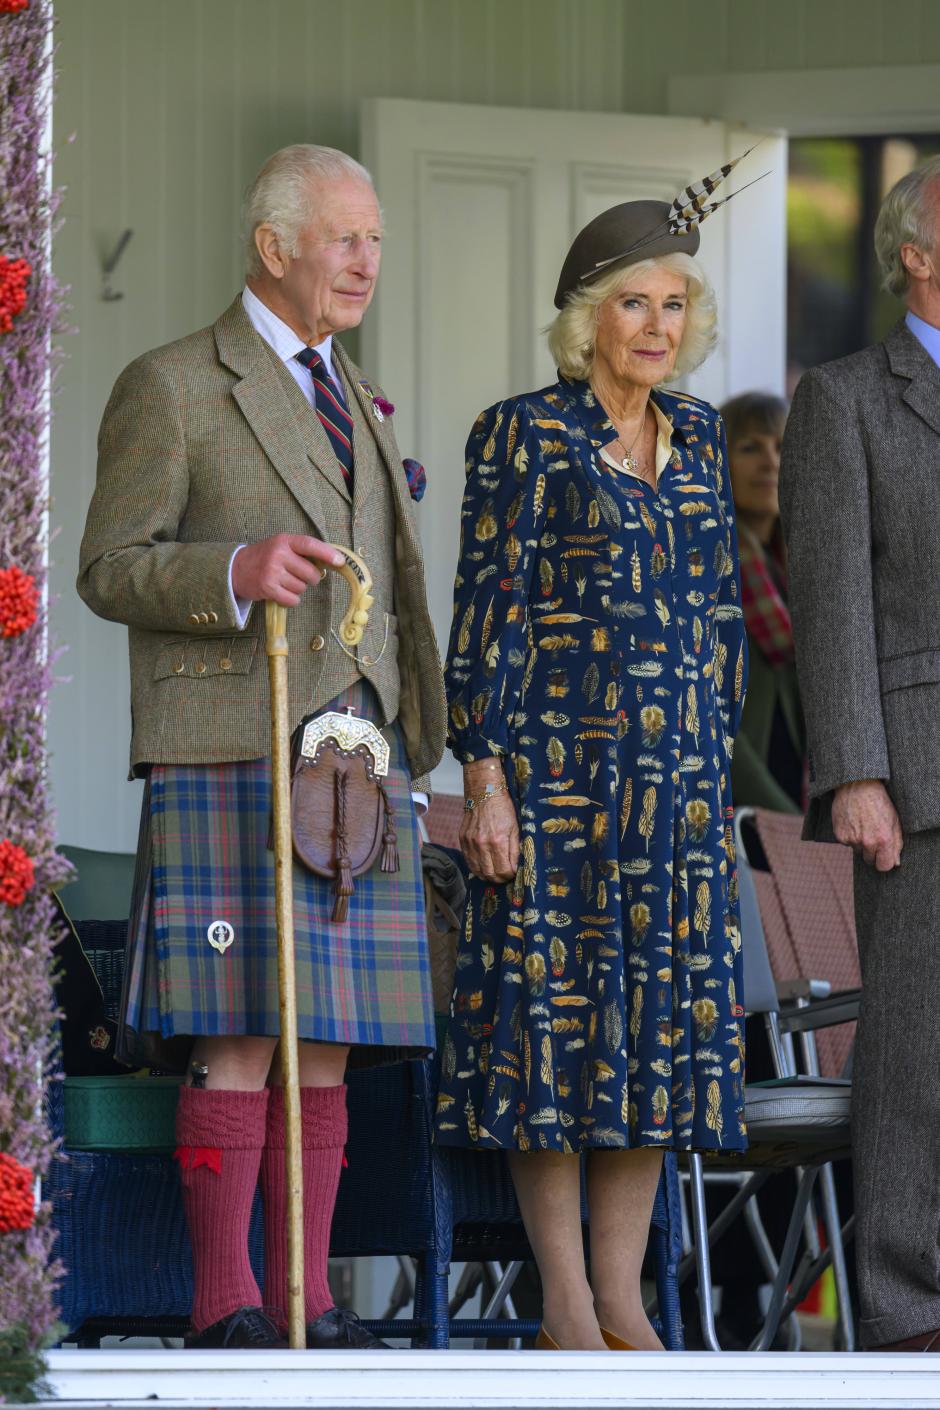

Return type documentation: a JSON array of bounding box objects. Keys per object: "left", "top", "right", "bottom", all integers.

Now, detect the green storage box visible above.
[{"left": 63, "top": 1075, "right": 183, "bottom": 1154}]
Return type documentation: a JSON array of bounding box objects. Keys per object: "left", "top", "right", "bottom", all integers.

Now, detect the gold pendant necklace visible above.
[{"left": 617, "top": 406, "right": 647, "bottom": 473}]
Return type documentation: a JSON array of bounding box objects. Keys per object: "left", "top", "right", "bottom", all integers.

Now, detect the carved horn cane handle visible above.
[{"left": 325, "top": 545, "right": 374, "bottom": 647}]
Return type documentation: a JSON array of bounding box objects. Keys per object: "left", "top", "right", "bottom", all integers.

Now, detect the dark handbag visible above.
[{"left": 289, "top": 706, "right": 399, "bottom": 922}]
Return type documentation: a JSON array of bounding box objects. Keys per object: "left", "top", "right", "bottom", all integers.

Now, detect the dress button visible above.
[
  {"left": 194, "top": 662, "right": 207, "bottom": 675},
  {"left": 174, "top": 660, "right": 185, "bottom": 675},
  {"left": 219, "top": 657, "right": 232, "bottom": 672},
  {"left": 189, "top": 614, "right": 200, "bottom": 626},
  {"left": 309, "top": 634, "right": 325, "bottom": 652}
]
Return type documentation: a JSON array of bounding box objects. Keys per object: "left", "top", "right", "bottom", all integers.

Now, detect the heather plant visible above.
[{"left": 0, "top": 0, "right": 70, "bottom": 1397}]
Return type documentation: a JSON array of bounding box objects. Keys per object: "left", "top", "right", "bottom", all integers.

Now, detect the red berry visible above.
[
  {"left": 0, "top": 255, "right": 31, "bottom": 332},
  {"left": 0, "top": 1153, "right": 34, "bottom": 1234},
  {"left": 0, "top": 565, "right": 38, "bottom": 638},
  {"left": 0, "top": 840, "right": 35, "bottom": 908}
]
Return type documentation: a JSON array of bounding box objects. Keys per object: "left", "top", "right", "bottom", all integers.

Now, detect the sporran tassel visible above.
[
  {"left": 379, "top": 785, "right": 399, "bottom": 873},
  {"left": 332, "top": 770, "right": 354, "bottom": 922}
]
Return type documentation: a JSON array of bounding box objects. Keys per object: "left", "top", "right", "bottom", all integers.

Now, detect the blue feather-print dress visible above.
[{"left": 435, "top": 375, "right": 748, "bottom": 1153}]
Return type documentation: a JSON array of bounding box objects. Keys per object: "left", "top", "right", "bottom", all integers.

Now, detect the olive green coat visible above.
[{"left": 731, "top": 639, "right": 805, "bottom": 814}]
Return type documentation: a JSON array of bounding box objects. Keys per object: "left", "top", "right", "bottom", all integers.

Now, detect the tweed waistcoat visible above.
[{"left": 77, "top": 297, "right": 446, "bottom": 782}]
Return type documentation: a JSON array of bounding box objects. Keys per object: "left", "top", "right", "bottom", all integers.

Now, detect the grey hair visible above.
[
  {"left": 546, "top": 253, "right": 718, "bottom": 382},
  {"left": 874, "top": 155, "right": 940, "bottom": 298},
  {"left": 242, "top": 144, "right": 375, "bottom": 278}
]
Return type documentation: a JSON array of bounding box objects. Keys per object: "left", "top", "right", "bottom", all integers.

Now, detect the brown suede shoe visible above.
[{"left": 873, "top": 1329, "right": 940, "bottom": 1352}]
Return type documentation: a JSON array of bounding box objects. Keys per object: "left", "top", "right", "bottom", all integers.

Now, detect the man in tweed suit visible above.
[
  {"left": 780, "top": 156, "right": 940, "bottom": 1352},
  {"left": 78, "top": 145, "right": 445, "bottom": 1350}
]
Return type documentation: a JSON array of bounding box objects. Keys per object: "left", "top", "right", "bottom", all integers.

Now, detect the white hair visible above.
[
  {"left": 242, "top": 144, "right": 375, "bottom": 277},
  {"left": 874, "top": 155, "right": 940, "bottom": 298},
  {"left": 546, "top": 252, "right": 718, "bottom": 382}
]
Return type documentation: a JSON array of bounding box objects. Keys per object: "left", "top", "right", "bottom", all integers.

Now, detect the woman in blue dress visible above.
[{"left": 435, "top": 191, "right": 748, "bottom": 1351}]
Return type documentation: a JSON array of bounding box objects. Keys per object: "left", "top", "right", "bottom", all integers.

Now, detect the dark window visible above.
[{"left": 787, "top": 135, "right": 940, "bottom": 391}]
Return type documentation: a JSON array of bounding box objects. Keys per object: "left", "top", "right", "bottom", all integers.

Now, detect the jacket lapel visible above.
[
  {"left": 215, "top": 298, "right": 330, "bottom": 531},
  {"left": 885, "top": 319, "right": 940, "bottom": 437},
  {"left": 333, "top": 342, "right": 411, "bottom": 521}
]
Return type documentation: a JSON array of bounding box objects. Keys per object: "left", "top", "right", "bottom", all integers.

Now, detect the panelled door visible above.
[{"left": 361, "top": 98, "right": 786, "bottom": 793}]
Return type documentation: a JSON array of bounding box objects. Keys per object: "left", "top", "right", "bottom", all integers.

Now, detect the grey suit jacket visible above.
[{"left": 779, "top": 319, "right": 940, "bottom": 839}]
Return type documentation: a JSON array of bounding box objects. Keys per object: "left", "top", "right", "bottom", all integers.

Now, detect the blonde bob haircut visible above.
[{"left": 547, "top": 252, "right": 717, "bottom": 383}]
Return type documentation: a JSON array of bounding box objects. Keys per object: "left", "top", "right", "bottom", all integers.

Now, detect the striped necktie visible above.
[{"left": 295, "top": 346, "right": 354, "bottom": 484}]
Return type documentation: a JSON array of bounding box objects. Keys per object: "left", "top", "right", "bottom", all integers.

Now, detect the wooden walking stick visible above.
[
  {"left": 265, "top": 548, "right": 374, "bottom": 1351},
  {"left": 265, "top": 599, "right": 306, "bottom": 1350}
]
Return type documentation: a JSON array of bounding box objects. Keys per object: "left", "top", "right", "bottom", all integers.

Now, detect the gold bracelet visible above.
[{"left": 463, "top": 781, "right": 509, "bottom": 813}]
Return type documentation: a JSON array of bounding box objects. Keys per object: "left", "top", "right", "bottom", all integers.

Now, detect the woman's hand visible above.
[{"left": 460, "top": 758, "right": 520, "bottom": 882}]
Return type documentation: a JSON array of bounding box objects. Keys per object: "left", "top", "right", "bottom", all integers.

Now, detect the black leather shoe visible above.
[
  {"left": 306, "top": 1306, "right": 389, "bottom": 1349},
  {"left": 186, "top": 1306, "right": 288, "bottom": 1349}
]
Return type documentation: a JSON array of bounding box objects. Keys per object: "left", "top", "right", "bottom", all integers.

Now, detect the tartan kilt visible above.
[{"left": 118, "top": 681, "right": 435, "bottom": 1068}]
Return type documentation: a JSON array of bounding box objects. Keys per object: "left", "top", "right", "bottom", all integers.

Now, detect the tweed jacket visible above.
[
  {"left": 77, "top": 296, "right": 446, "bottom": 784},
  {"left": 779, "top": 319, "right": 940, "bottom": 838}
]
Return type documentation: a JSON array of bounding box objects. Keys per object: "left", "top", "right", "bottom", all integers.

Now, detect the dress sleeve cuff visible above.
[{"left": 451, "top": 735, "right": 508, "bottom": 765}]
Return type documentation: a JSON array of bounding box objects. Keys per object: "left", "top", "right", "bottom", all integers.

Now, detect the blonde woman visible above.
[{"left": 435, "top": 196, "right": 748, "bottom": 1351}]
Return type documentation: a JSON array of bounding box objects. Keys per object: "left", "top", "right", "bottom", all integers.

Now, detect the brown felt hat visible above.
[{"left": 554, "top": 199, "right": 700, "bottom": 310}]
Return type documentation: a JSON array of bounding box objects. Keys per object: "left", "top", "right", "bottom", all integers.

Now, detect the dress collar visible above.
[{"left": 558, "top": 373, "right": 700, "bottom": 449}]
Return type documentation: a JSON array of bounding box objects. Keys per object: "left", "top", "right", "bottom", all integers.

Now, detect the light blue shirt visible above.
[{"left": 905, "top": 309, "right": 940, "bottom": 369}]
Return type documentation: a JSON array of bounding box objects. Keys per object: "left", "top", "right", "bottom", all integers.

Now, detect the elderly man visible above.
[
  {"left": 78, "top": 145, "right": 445, "bottom": 1349},
  {"left": 781, "top": 155, "right": 940, "bottom": 1353}
]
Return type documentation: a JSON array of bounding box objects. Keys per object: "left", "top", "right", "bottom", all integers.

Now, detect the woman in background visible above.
[{"left": 722, "top": 392, "right": 806, "bottom": 815}]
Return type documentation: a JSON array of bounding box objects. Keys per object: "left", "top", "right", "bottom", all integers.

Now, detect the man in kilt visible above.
[{"left": 78, "top": 144, "right": 446, "bottom": 1350}]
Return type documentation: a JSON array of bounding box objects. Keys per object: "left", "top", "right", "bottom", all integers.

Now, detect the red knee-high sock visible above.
[
  {"left": 174, "top": 1086, "right": 269, "bottom": 1335},
  {"left": 260, "top": 1084, "right": 348, "bottom": 1325}
]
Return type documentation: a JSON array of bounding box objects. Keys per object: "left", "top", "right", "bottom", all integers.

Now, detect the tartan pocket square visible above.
[{"left": 402, "top": 457, "right": 427, "bottom": 502}]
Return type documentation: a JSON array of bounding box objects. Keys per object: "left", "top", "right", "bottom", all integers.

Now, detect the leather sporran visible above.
[{"left": 289, "top": 708, "right": 399, "bottom": 923}]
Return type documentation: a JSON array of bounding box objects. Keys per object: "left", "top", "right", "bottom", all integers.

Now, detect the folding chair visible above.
[{"left": 682, "top": 807, "right": 857, "bottom": 1352}]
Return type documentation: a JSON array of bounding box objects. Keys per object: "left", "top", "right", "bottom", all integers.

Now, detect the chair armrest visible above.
[
  {"left": 776, "top": 977, "right": 831, "bottom": 1002},
  {"left": 778, "top": 987, "right": 861, "bottom": 1034}
]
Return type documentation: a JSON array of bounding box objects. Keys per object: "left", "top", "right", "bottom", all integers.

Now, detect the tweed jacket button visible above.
[
  {"left": 174, "top": 660, "right": 185, "bottom": 674},
  {"left": 189, "top": 613, "right": 200, "bottom": 625},
  {"left": 207, "top": 611, "right": 218, "bottom": 623},
  {"left": 199, "top": 612, "right": 210, "bottom": 624},
  {"left": 219, "top": 657, "right": 232, "bottom": 671},
  {"left": 309, "top": 634, "right": 325, "bottom": 652},
  {"left": 194, "top": 661, "right": 207, "bottom": 675}
]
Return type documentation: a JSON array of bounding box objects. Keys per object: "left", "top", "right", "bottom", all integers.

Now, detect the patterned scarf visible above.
[{"left": 737, "top": 523, "right": 794, "bottom": 669}]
